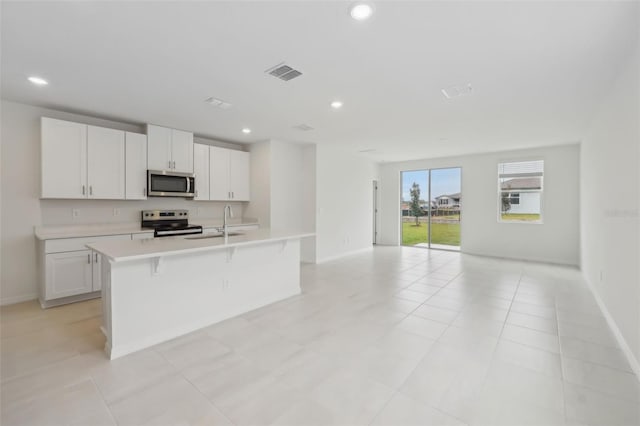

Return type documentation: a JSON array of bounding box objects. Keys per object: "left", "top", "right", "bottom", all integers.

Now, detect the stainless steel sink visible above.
[{"left": 185, "top": 231, "right": 244, "bottom": 240}]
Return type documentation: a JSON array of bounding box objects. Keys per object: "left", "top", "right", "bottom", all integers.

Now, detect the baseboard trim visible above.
[
  {"left": 316, "top": 246, "right": 373, "bottom": 264},
  {"left": 583, "top": 275, "right": 640, "bottom": 381},
  {"left": 0, "top": 293, "right": 38, "bottom": 306}
]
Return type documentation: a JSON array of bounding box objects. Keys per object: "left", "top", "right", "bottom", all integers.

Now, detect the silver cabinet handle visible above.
[
  {"left": 87, "top": 254, "right": 91, "bottom": 264},
  {"left": 82, "top": 185, "right": 86, "bottom": 195},
  {"left": 195, "top": 190, "right": 198, "bottom": 198},
  {"left": 94, "top": 253, "right": 98, "bottom": 263},
  {"left": 89, "top": 186, "right": 93, "bottom": 196},
  {"left": 174, "top": 161, "right": 176, "bottom": 169},
  {"left": 168, "top": 160, "right": 171, "bottom": 169}
]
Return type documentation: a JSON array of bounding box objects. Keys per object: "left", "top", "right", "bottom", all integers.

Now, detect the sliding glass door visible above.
[{"left": 401, "top": 167, "right": 461, "bottom": 250}]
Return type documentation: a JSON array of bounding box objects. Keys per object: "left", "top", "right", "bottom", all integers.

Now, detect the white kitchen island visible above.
[{"left": 87, "top": 229, "right": 314, "bottom": 359}]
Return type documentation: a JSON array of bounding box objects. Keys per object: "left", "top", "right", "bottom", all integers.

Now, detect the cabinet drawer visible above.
[{"left": 45, "top": 234, "right": 131, "bottom": 254}]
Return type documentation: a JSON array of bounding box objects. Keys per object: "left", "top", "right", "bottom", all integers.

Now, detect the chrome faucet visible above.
[{"left": 223, "top": 204, "right": 233, "bottom": 237}]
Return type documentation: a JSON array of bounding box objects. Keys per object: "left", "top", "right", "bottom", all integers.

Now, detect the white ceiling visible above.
[{"left": 1, "top": 1, "right": 638, "bottom": 162}]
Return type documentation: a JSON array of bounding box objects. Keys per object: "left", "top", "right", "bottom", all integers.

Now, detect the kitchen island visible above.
[{"left": 88, "top": 229, "right": 314, "bottom": 359}]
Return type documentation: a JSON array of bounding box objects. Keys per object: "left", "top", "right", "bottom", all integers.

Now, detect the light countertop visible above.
[
  {"left": 87, "top": 229, "right": 314, "bottom": 262},
  {"left": 34, "top": 218, "right": 259, "bottom": 240}
]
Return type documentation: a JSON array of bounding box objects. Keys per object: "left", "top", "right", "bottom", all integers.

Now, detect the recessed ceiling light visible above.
[
  {"left": 28, "top": 76, "right": 48, "bottom": 86},
  {"left": 241, "top": 128, "right": 251, "bottom": 134},
  {"left": 350, "top": 2, "right": 374, "bottom": 20},
  {"left": 330, "top": 101, "right": 343, "bottom": 109}
]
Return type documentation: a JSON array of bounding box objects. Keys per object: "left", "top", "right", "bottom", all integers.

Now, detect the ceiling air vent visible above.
[
  {"left": 266, "top": 63, "right": 303, "bottom": 81},
  {"left": 292, "top": 124, "right": 314, "bottom": 131},
  {"left": 204, "top": 97, "right": 232, "bottom": 109},
  {"left": 441, "top": 84, "right": 473, "bottom": 99}
]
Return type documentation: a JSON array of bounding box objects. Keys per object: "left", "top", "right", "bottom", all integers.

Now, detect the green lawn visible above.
[
  {"left": 501, "top": 213, "right": 541, "bottom": 222},
  {"left": 402, "top": 222, "right": 460, "bottom": 247}
]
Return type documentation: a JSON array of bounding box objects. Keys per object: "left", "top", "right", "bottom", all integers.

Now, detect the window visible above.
[
  {"left": 498, "top": 160, "right": 543, "bottom": 223},
  {"left": 438, "top": 198, "right": 449, "bottom": 206}
]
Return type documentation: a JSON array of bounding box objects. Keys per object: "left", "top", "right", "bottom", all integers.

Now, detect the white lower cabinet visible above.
[
  {"left": 45, "top": 250, "right": 93, "bottom": 299},
  {"left": 40, "top": 234, "right": 131, "bottom": 307}
]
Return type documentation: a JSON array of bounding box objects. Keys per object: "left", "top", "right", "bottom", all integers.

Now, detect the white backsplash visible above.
[{"left": 40, "top": 199, "right": 246, "bottom": 226}]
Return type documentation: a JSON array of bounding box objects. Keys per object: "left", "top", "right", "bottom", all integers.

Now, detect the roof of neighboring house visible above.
[
  {"left": 501, "top": 178, "right": 541, "bottom": 190},
  {"left": 435, "top": 192, "right": 461, "bottom": 200}
]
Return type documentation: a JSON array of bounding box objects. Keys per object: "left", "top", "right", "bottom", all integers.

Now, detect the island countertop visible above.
[
  {"left": 87, "top": 229, "right": 314, "bottom": 263},
  {"left": 34, "top": 218, "right": 259, "bottom": 240}
]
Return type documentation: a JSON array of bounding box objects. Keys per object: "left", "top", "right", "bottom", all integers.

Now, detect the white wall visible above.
[
  {"left": 0, "top": 100, "right": 246, "bottom": 305},
  {"left": 244, "top": 141, "right": 271, "bottom": 227},
  {"left": 580, "top": 42, "right": 639, "bottom": 371},
  {"left": 245, "top": 140, "right": 317, "bottom": 262},
  {"left": 270, "top": 140, "right": 304, "bottom": 231},
  {"left": 315, "top": 145, "right": 378, "bottom": 263},
  {"left": 301, "top": 145, "right": 316, "bottom": 263},
  {"left": 378, "top": 144, "right": 580, "bottom": 265}
]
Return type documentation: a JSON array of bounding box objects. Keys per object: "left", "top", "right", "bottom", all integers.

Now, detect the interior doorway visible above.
[{"left": 401, "top": 167, "right": 461, "bottom": 250}]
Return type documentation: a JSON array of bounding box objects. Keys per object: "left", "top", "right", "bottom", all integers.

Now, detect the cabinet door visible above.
[
  {"left": 87, "top": 126, "right": 125, "bottom": 199},
  {"left": 147, "top": 125, "right": 172, "bottom": 171},
  {"left": 171, "top": 129, "right": 194, "bottom": 173},
  {"left": 92, "top": 251, "right": 102, "bottom": 291},
  {"left": 193, "top": 143, "right": 210, "bottom": 200},
  {"left": 41, "top": 118, "right": 87, "bottom": 198},
  {"left": 229, "top": 150, "right": 250, "bottom": 201},
  {"left": 209, "top": 147, "right": 230, "bottom": 201},
  {"left": 125, "top": 132, "right": 148, "bottom": 200},
  {"left": 45, "top": 250, "right": 93, "bottom": 300}
]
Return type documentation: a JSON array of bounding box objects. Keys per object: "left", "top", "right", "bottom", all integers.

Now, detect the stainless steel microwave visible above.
[{"left": 147, "top": 170, "right": 195, "bottom": 198}]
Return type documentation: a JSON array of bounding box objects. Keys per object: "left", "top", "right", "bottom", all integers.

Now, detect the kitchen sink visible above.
[{"left": 185, "top": 231, "right": 244, "bottom": 240}]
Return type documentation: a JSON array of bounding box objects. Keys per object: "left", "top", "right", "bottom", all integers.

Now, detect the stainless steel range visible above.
[{"left": 141, "top": 209, "right": 203, "bottom": 237}]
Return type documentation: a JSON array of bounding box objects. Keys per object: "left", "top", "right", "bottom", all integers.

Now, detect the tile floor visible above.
[{"left": 1, "top": 247, "right": 639, "bottom": 425}]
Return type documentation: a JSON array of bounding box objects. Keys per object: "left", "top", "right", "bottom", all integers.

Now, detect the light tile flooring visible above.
[{"left": 2, "top": 247, "right": 639, "bottom": 425}]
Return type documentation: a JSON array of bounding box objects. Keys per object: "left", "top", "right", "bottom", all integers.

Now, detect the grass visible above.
[
  {"left": 402, "top": 222, "right": 460, "bottom": 247},
  {"left": 500, "top": 213, "right": 541, "bottom": 222}
]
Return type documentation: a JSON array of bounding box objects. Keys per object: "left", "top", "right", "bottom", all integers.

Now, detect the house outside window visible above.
[{"left": 498, "top": 160, "right": 543, "bottom": 223}]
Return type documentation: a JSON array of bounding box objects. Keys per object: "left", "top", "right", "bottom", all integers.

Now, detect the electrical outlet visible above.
[
  {"left": 113, "top": 208, "right": 120, "bottom": 216},
  {"left": 72, "top": 209, "right": 80, "bottom": 218}
]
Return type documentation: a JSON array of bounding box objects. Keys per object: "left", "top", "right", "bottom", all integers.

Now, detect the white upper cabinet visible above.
[
  {"left": 229, "top": 150, "right": 250, "bottom": 201},
  {"left": 41, "top": 118, "right": 87, "bottom": 198},
  {"left": 146, "top": 124, "right": 194, "bottom": 173},
  {"left": 209, "top": 146, "right": 230, "bottom": 201},
  {"left": 125, "top": 132, "right": 148, "bottom": 200},
  {"left": 146, "top": 125, "right": 172, "bottom": 171},
  {"left": 41, "top": 118, "right": 126, "bottom": 200},
  {"left": 87, "top": 126, "right": 125, "bottom": 199},
  {"left": 193, "top": 143, "right": 210, "bottom": 200},
  {"left": 171, "top": 129, "right": 194, "bottom": 174},
  {"left": 209, "top": 147, "right": 250, "bottom": 201}
]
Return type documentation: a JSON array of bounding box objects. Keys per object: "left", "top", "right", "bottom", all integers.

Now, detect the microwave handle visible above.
[{"left": 186, "top": 176, "right": 191, "bottom": 194}]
